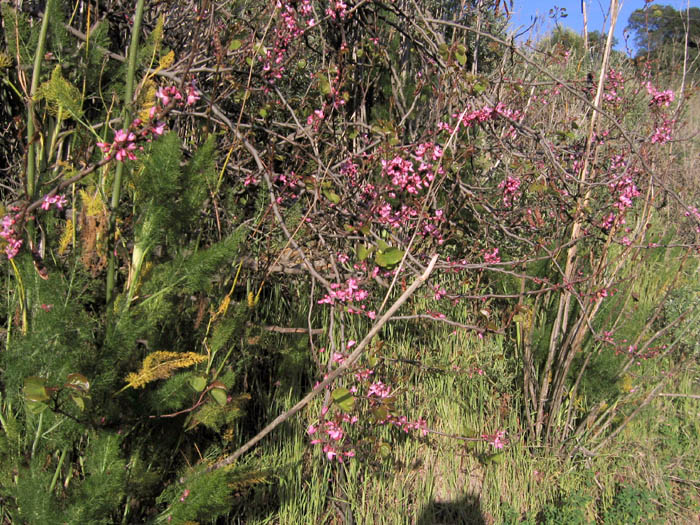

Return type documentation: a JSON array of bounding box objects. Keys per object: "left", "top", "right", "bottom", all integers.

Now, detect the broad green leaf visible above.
[
  {"left": 356, "top": 244, "right": 371, "bottom": 261},
  {"left": 71, "top": 394, "right": 85, "bottom": 411},
  {"left": 455, "top": 52, "right": 467, "bottom": 66},
  {"left": 210, "top": 389, "right": 227, "bottom": 406},
  {"left": 24, "top": 376, "right": 49, "bottom": 403},
  {"left": 189, "top": 376, "right": 207, "bottom": 392},
  {"left": 375, "top": 248, "right": 404, "bottom": 268},
  {"left": 331, "top": 388, "right": 355, "bottom": 412},
  {"left": 372, "top": 406, "right": 388, "bottom": 422},
  {"left": 318, "top": 75, "right": 331, "bottom": 95},
  {"left": 229, "top": 39, "right": 242, "bottom": 51},
  {"left": 473, "top": 82, "right": 486, "bottom": 95},
  {"left": 26, "top": 401, "right": 48, "bottom": 415},
  {"left": 377, "top": 441, "right": 392, "bottom": 457},
  {"left": 323, "top": 189, "right": 340, "bottom": 204},
  {"left": 376, "top": 238, "right": 390, "bottom": 252}
]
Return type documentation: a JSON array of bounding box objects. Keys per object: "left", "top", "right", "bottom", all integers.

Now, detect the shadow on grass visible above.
[{"left": 417, "top": 492, "right": 486, "bottom": 525}]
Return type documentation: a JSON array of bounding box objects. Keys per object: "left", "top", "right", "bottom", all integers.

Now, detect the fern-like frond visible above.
[
  {"left": 79, "top": 189, "right": 106, "bottom": 217},
  {"left": 58, "top": 219, "right": 73, "bottom": 254},
  {"left": 122, "top": 351, "right": 206, "bottom": 390},
  {"left": 35, "top": 66, "right": 83, "bottom": 121}
]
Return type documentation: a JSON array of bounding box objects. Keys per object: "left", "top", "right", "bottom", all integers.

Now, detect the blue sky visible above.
[{"left": 507, "top": 0, "right": 700, "bottom": 54}]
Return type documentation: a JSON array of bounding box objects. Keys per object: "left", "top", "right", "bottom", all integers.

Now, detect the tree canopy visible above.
[{"left": 626, "top": 4, "right": 700, "bottom": 61}]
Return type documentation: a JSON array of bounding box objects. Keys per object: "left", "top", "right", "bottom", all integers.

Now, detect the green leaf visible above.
[
  {"left": 71, "top": 394, "right": 85, "bottom": 411},
  {"left": 297, "top": 59, "right": 307, "bottom": 69},
  {"left": 209, "top": 381, "right": 228, "bottom": 406},
  {"left": 331, "top": 388, "right": 355, "bottom": 412},
  {"left": 229, "top": 39, "right": 242, "bottom": 51},
  {"left": 318, "top": 76, "right": 331, "bottom": 95},
  {"left": 26, "top": 401, "right": 48, "bottom": 415},
  {"left": 372, "top": 406, "right": 388, "bottom": 422},
  {"left": 375, "top": 248, "right": 404, "bottom": 268},
  {"left": 24, "top": 376, "right": 49, "bottom": 403},
  {"left": 210, "top": 389, "right": 227, "bottom": 406},
  {"left": 376, "top": 238, "right": 390, "bottom": 252},
  {"left": 323, "top": 189, "right": 340, "bottom": 204},
  {"left": 189, "top": 376, "right": 207, "bottom": 392},
  {"left": 356, "top": 244, "right": 371, "bottom": 261},
  {"left": 455, "top": 52, "right": 467, "bottom": 66},
  {"left": 377, "top": 441, "right": 392, "bottom": 457}
]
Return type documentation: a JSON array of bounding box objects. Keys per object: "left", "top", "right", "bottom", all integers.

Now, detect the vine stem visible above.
[
  {"left": 206, "top": 254, "right": 439, "bottom": 472},
  {"left": 106, "top": 0, "right": 146, "bottom": 304}
]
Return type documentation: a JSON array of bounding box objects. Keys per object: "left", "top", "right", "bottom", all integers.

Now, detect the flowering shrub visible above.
[{"left": 0, "top": 0, "right": 697, "bottom": 522}]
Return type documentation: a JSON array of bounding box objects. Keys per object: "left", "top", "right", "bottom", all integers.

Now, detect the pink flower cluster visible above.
[
  {"left": 382, "top": 156, "right": 431, "bottom": 195},
  {"left": 449, "top": 102, "right": 521, "bottom": 131},
  {"left": 96, "top": 84, "right": 199, "bottom": 162},
  {"left": 318, "top": 277, "right": 370, "bottom": 305},
  {"left": 307, "top": 413, "right": 357, "bottom": 462},
  {"left": 97, "top": 129, "right": 139, "bottom": 161},
  {"left": 155, "top": 85, "right": 200, "bottom": 106},
  {"left": 307, "top": 347, "right": 432, "bottom": 462},
  {"left": 482, "top": 430, "right": 506, "bottom": 449},
  {"left": 602, "top": 68, "right": 625, "bottom": 105},
  {"left": 1, "top": 193, "right": 68, "bottom": 259},
  {"left": 1, "top": 209, "right": 23, "bottom": 259},
  {"left": 651, "top": 120, "right": 674, "bottom": 144},
  {"left": 326, "top": 0, "right": 348, "bottom": 19},
  {"left": 498, "top": 176, "right": 521, "bottom": 207},
  {"left": 483, "top": 247, "right": 501, "bottom": 264},
  {"left": 367, "top": 380, "right": 392, "bottom": 399},
  {"left": 264, "top": 0, "right": 315, "bottom": 82},
  {"left": 645, "top": 82, "right": 674, "bottom": 108},
  {"left": 41, "top": 194, "right": 68, "bottom": 211},
  {"left": 609, "top": 176, "right": 641, "bottom": 213}
]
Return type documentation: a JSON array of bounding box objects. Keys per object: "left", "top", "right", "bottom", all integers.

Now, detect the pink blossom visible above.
[
  {"left": 186, "top": 85, "right": 200, "bottom": 106},
  {"left": 41, "top": 194, "right": 68, "bottom": 211},
  {"left": 368, "top": 381, "right": 392, "bottom": 399},
  {"left": 155, "top": 87, "right": 170, "bottom": 105},
  {"left": 498, "top": 176, "right": 521, "bottom": 207},
  {"left": 483, "top": 248, "right": 501, "bottom": 264}
]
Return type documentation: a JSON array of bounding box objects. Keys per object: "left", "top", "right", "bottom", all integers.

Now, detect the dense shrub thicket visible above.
[{"left": 0, "top": 0, "right": 698, "bottom": 522}]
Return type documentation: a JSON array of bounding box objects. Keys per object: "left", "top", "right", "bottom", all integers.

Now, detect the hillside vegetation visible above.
[{"left": 0, "top": 0, "right": 698, "bottom": 523}]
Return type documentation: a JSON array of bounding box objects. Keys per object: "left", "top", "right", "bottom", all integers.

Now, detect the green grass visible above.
[{"left": 222, "top": 305, "right": 700, "bottom": 524}]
